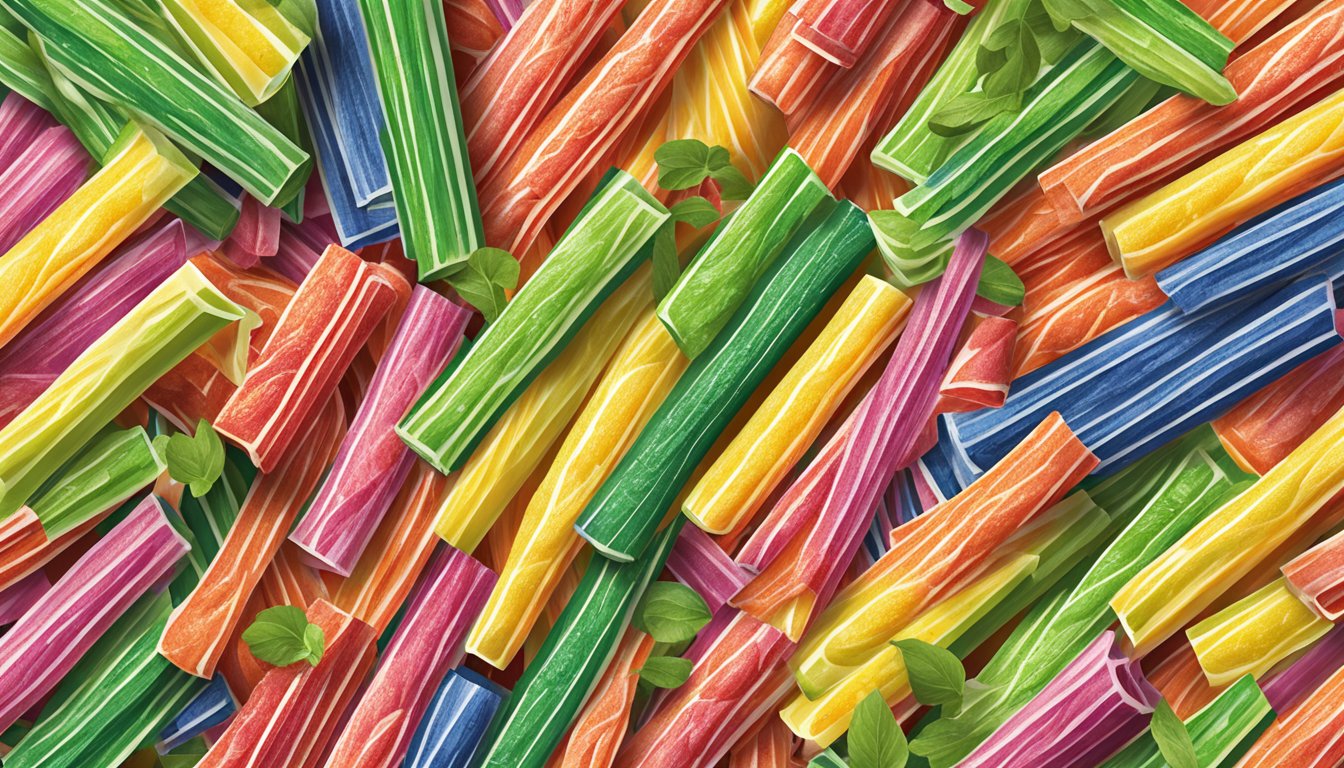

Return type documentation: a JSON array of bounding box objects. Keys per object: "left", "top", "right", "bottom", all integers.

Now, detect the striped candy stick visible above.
[
  {"left": 322, "top": 547, "right": 495, "bottom": 768},
  {"left": 0, "top": 125, "right": 88, "bottom": 253},
  {"left": 938, "top": 315, "right": 1018, "bottom": 411},
  {"left": 1284, "top": 527, "right": 1344, "bottom": 620},
  {"left": 404, "top": 668, "right": 506, "bottom": 768},
  {"left": 291, "top": 287, "right": 469, "bottom": 575},
  {"left": 26, "top": 425, "right": 163, "bottom": 536},
  {"left": 1187, "top": 578, "right": 1331, "bottom": 686},
  {"left": 159, "top": 399, "right": 345, "bottom": 679},
  {"left": 665, "top": 526, "right": 749, "bottom": 613},
  {"left": 214, "top": 244, "right": 403, "bottom": 472},
  {"left": 0, "top": 262, "right": 245, "bottom": 518},
  {"left": 356, "top": 0, "right": 482, "bottom": 280},
  {"left": 0, "top": 571, "right": 47, "bottom": 627},
  {"left": 0, "top": 122, "right": 195, "bottom": 349},
  {"left": 748, "top": 11, "right": 834, "bottom": 117},
  {"left": 155, "top": 0, "right": 309, "bottom": 106},
  {"left": 465, "top": 310, "right": 687, "bottom": 669},
  {"left": 1232, "top": 655, "right": 1344, "bottom": 767},
  {"left": 0, "top": 496, "right": 189, "bottom": 734},
  {"left": 1099, "top": 675, "right": 1272, "bottom": 768},
  {"left": 547, "top": 628, "right": 655, "bottom": 768}
]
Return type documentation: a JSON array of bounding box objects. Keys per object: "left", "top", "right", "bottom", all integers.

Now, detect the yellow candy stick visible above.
[
  {"left": 0, "top": 123, "right": 198, "bottom": 350},
  {"left": 1102, "top": 88, "right": 1344, "bottom": 278},
  {"left": 466, "top": 310, "right": 688, "bottom": 668},
  {"left": 156, "top": 0, "right": 309, "bottom": 105},
  {"left": 1112, "top": 403, "right": 1344, "bottom": 655},
  {"left": 622, "top": 0, "right": 789, "bottom": 185},
  {"left": 684, "top": 276, "right": 909, "bottom": 535},
  {"left": 1187, "top": 577, "right": 1332, "bottom": 687},
  {"left": 434, "top": 267, "right": 653, "bottom": 553},
  {"left": 0, "top": 262, "right": 244, "bottom": 516}
]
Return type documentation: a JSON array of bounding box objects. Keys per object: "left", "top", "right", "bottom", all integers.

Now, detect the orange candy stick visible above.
[
  {"left": 938, "top": 315, "right": 1018, "bottom": 411},
  {"left": 1234, "top": 659, "right": 1344, "bottom": 768},
  {"left": 159, "top": 400, "right": 345, "bottom": 678},
  {"left": 547, "top": 628, "right": 655, "bottom": 768},
  {"left": 1284, "top": 528, "right": 1344, "bottom": 621},
  {"left": 747, "top": 12, "right": 832, "bottom": 117}
]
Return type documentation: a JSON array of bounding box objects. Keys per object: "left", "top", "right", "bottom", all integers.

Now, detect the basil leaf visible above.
[
  {"left": 164, "top": 420, "right": 226, "bottom": 498},
  {"left": 848, "top": 690, "right": 910, "bottom": 768},
  {"left": 669, "top": 196, "right": 720, "bottom": 229},
  {"left": 709, "top": 164, "right": 754, "bottom": 201},
  {"left": 976, "top": 254, "right": 1026, "bottom": 306},
  {"left": 449, "top": 247, "right": 520, "bottom": 323},
  {"left": 656, "top": 139, "right": 717, "bottom": 190},
  {"left": 892, "top": 639, "right": 965, "bottom": 712},
  {"left": 1041, "top": 0, "right": 1099, "bottom": 31},
  {"left": 1151, "top": 700, "right": 1198, "bottom": 768},
  {"left": 638, "top": 656, "right": 693, "bottom": 688},
  {"left": 928, "top": 92, "right": 1018, "bottom": 138},
  {"left": 652, "top": 224, "right": 680, "bottom": 301},
  {"left": 982, "top": 23, "right": 1039, "bottom": 100},
  {"left": 633, "top": 581, "right": 712, "bottom": 644},
  {"left": 241, "top": 605, "right": 325, "bottom": 667}
]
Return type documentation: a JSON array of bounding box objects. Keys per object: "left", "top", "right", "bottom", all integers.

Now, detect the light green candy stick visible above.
[
  {"left": 398, "top": 170, "right": 667, "bottom": 473},
  {"left": 26, "top": 426, "right": 164, "bottom": 536},
  {"left": 657, "top": 148, "right": 831, "bottom": 359},
  {"left": 0, "top": 263, "right": 245, "bottom": 517},
  {"left": 0, "top": 14, "right": 55, "bottom": 110},
  {"left": 2, "top": 0, "right": 310, "bottom": 205},
  {"left": 356, "top": 0, "right": 482, "bottom": 280},
  {"left": 1098, "top": 675, "right": 1273, "bottom": 768}
]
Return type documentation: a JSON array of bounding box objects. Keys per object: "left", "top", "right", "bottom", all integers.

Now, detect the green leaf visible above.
[
  {"left": 848, "top": 690, "right": 909, "bottom": 768},
  {"left": 981, "top": 21, "right": 1039, "bottom": 100},
  {"left": 633, "top": 581, "right": 712, "bottom": 644},
  {"left": 1150, "top": 699, "right": 1198, "bottom": 768},
  {"left": 943, "top": 0, "right": 973, "bottom": 14},
  {"left": 892, "top": 639, "right": 965, "bottom": 712},
  {"left": 809, "top": 748, "right": 851, "bottom": 768},
  {"left": 638, "top": 656, "right": 693, "bottom": 688},
  {"left": 449, "top": 247, "right": 520, "bottom": 323},
  {"left": 164, "top": 420, "right": 226, "bottom": 498},
  {"left": 652, "top": 225, "right": 681, "bottom": 302},
  {"left": 927, "top": 92, "right": 1019, "bottom": 138},
  {"left": 152, "top": 434, "right": 171, "bottom": 463},
  {"left": 242, "top": 605, "right": 326, "bottom": 667},
  {"left": 1023, "top": 1, "right": 1082, "bottom": 63},
  {"left": 709, "top": 164, "right": 754, "bottom": 201},
  {"left": 669, "top": 196, "right": 720, "bottom": 229},
  {"left": 1041, "top": 0, "right": 1099, "bottom": 31},
  {"left": 656, "top": 139, "right": 718, "bottom": 191},
  {"left": 976, "top": 254, "right": 1026, "bottom": 306}
]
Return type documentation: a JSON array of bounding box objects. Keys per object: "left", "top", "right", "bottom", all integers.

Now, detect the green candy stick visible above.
[
  {"left": 478, "top": 518, "right": 683, "bottom": 768},
  {"left": 398, "top": 170, "right": 668, "bottom": 473},
  {"left": 26, "top": 426, "right": 163, "bottom": 536},
  {"left": 576, "top": 200, "right": 873, "bottom": 562},
  {"left": 657, "top": 148, "right": 831, "bottom": 359},
  {"left": 1098, "top": 675, "right": 1273, "bottom": 768}
]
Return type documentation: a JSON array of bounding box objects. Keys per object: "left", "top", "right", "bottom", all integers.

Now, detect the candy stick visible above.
[
  {"left": 1157, "top": 178, "right": 1344, "bottom": 316},
  {"left": 747, "top": 13, "right": 834, "bottom": 117},
  {"left": 788, "top": 412, "right": 1096, "bottom": 696},
  {"left": 0, "top": 23, "right": 58, "bottom": 112},
  {"left": 1011, "top": 229, "right": 1166, "bottom": 378},
  {"left": 155, "top": 0, "right": 309, "bottom": 106},
  {"left": 726, "top": 717, "right": 793, "bottom": 768},
  {"left": 0, "top": 508, "right": 91, "bottom": 593},
  {"left": 0, "top": 262, "right": 244, "bottom": 517},
  {"left": 576, "top": 201, "right": 872, "bottom": 562},
  {"left": 665, "top": 526, "right": 748, "bottom": 612},
  {"left": 0, "top": 123, "right": 195, "bottom": 349},
  {"left": 1103, "top": 87, "right": 1344, "bottom": 278},
  {"left": 322, "top": 547, "right": 495, "bottom": 768},
  {"left": 1234, "top": 657, "right": 1344, "bottom": 767},
  {"left": 5, "top": 0, "right": 310, "bottom": 204},
  {"left": 0, "top": 92, "right": 57, "bottom": 167},
  {"left": 398, "top": 171, "right": 667, "bottom": 473},
  {"left": 478, "top": 0, "right": 726, "bottom": 256},
  {"left": 331, "top": 463, "right": 451, "bottom": 634},
  {"left": 291, "top": 288, "right": 468, "bottom": 574},
  {"left": 214, "top": 245, "right": 401, "bottom": 471},
  {"left": 938, "top": 315, "right": 1018, "bottom": 412},
  {"left": 942, "top": 274, "right": 1341, "bottom": 482},
  {"left": 958, "top": 631, "right": 1160, "bottom": 768},
  {"left": 1144, "top": 640, "right": 1224, "bottom": 719},
  {"left": 1040, "top": 0, "right": 1344, "bottom": 225},
  {"left": 0, "top": 571, "right": 47, "bottom": 626},
  {"left": 466, "top": 310, "right": 687, "bottom": 668},
  {"left": 682, "top": 275, "right": 908, "bottom": 535},
  {"left": 27, "top": 425, "right": 162, "bottom": 536},
  {"left": 221, "top": 195, "right": 279, "bottom": 268},
  {"left": 787, "top": 0, "right": 960, "bottom": 189},
  {"left": 0, "top": 126, "right": 87, "bottom": 254},
  {"left": 476, "top": 520, "right": 681, "bottom": 768},
  {"left": 459, "top": 0, "right": 625, "bottom": 187},
  {"left": 404, "top": 668, "right": 506, "bottom": 768},
  {"left": 614, "top": 612, "right": 795, "bottom": 768},
  {"left": 1282, "top": 527, "right": 1344, "bottom": 621},
  {"left": 356, "top": 0, "right": 481, "bottom": 280},
  {"left": 0, "top": 495, "right": 188, "bottom": 733},
  {"left": 432, "top": 270, "right": 650, "bottom": 552},
  {"left": 732, "top": 231, "right": 988, "bottom": 640},
  {"left": 159, "top": 400, "right": 344, "bottom": 678},
  {"left": 907, "top": 439, "right": 1246, "bottom": 767},
  {"left": 657, "top": 148, "right": 830, "bottom": 359},
  {"left": 1099, "top": 674, "right": 1272, "bottom": 768},
  {"left": 783, "top": 551, "right": 1042, "bottom": 746},
  {"left": 547, "top": 628, "right": 654, "bottom": 768},
  {"left": 441, "top": 0, "right": 504, "bottom": 70},
  {"left": 198, "top": 600, "right": 377, "bottom": 767},
  {"left": 157, "top": 676, "right": 237, "bottom": 753},
  {"left": 1113, "top": 399, "right": 1344, "bottom": 655},
  {"left": 1260, "top": 623, "right": 1344, "bottom": 713},
  {"left": 791, "top": 0, "right": 905, "bottom": 68},
  {"left": 1188, "top": 578, "right": 1331, "bottom": 686}
]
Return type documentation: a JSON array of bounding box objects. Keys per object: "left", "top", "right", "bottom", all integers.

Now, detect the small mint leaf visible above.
[
  {"left": 633, "top": 581, "right": 711, "bottom": 644},
  {"left": 976, "top": 254, "right": 1026, "bottom": 306},
  {"left": 638, "top": 656, "right": 692, "bottom": 688},
  {"left": 892, "top": 639, "right": 965, "bottom": 713},
  {"left": 943, "top": 0, "right": 973, "bottom": 13},
  {"left": 709, "top": 164, "right": 753, "bottom": 201},
  {"left": 302, "top": 622, "right": 325, "bottom": 666},
  {"left": 449, "top": 247, "right": 520, "bottom": 323},
  {"left": 1151, "top": 700, "right": 1198, "bottom": 768},
  {"left": 848, "top": 690, "right": 909, "bottom": 768},
  {"left": 669, "top": 196, "right": 720, "bottom": 229},
  {"left": 242, "top": 605, "right": 320, "bottom": 667},
  {"left": 164, "top": 420, "right": 225, "bottom": 498},
  {"left": 656, "top": 139, "right": 717, "bottom": 190}
]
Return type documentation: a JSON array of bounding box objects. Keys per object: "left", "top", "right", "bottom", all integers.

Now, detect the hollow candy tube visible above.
[
  {"left": 1234, "top": 656, "right": 1344, "bottom": 767},
  {"left": 1283, "top": 527, "right": 1344, "bottom": 620},
  {"left": 1187, "top": 578, "right": 1331, "bottom": 686},
  {"left": 404, "top": 668, "right": 505, "bottom": 768}
]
